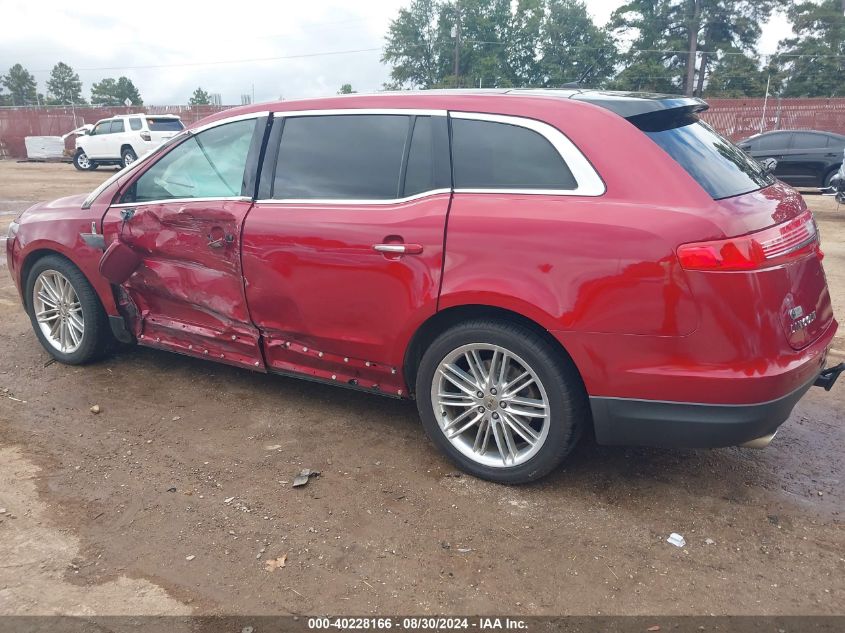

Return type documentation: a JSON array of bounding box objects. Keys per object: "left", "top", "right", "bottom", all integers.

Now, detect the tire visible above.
[
  {"left": 25, "top": 254, "right": 114, "bottom": 364},
  {"left": 822, "top": 167, "right": 841, "bottom": 189},
  {"left": 415, "top": 319, "right": 587, "bottom": 484},
  {"left": 73, "top": 149, "right": 97, "bottom": 171},
  {"left": 120, "top": 147, "right": 138, "bottom": 169}
]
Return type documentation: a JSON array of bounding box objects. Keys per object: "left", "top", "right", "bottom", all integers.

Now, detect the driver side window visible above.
[{"left": 125, "top": 119, "right": 256, "bottom": 203}]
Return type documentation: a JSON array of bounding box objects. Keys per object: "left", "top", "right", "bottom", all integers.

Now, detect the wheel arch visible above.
[
  {"left": 120, "top": 144, "right": 136, "bottom": 155},
  {"left": 403, "top": 303, "right": 586, "bottom": 399}
]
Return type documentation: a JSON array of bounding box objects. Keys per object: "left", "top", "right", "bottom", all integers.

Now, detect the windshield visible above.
[
  {"left": 81, "top": 131, "right": 189, "bottom": 209},
  {"left": 639, "top": 113, "right": 774, "bottom": 200}
]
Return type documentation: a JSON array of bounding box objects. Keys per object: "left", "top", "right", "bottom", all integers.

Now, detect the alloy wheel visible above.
[
  {"left": 77, "top": 153, "right": 90, "bottom": 169},
  {"left": 430, "top": 343, "right": 550, "bottom": 468},
  {"left": 32, "top": 270, "right": 84, "bottom": 354}
]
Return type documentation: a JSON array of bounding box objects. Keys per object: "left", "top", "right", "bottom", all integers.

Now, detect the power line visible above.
[{"left": 30, "top": 47, "right": 383, "bottom": 73}]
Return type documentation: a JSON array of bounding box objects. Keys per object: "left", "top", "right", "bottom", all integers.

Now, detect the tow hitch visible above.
[{"left": 814, "top": 362, "right": 845, "bottom": 391}]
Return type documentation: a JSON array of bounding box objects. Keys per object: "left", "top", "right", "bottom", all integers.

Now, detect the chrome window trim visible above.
[
  {"left": 449, "top": 111, "right": 606, "bottom": 197},
  {"left": 110, "top": 196, "right": 251, "bottom": 208},
  {"left": 190, "top": 111, "right": 270, "bottom": 134},
  {"left": 255, "top": 188, "right": 452, "bottom": 206}
]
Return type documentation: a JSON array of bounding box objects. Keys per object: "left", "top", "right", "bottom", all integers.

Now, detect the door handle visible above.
[
  {"left": 373, "top": 243, "right": 423, "bottom": 255},
  {"left": 208, "top": 234, "right": 234, "bottom": 249}
]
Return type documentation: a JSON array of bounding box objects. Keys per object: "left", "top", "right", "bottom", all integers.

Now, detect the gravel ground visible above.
[{"left": 0, "top": 161, "right": 843, "bottom": 616}]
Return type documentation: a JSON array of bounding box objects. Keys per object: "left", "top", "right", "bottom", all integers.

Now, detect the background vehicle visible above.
[
  {"left": 73, "top": 114, "right": 184, "bottom": 171},
  {"left": 737, "top": 129, "right": 845, "bottom": 188},
  {"left": 7, "top": 91, "right": 841, "bottom": 484}
]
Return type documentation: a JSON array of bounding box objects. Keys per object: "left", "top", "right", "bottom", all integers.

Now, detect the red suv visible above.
[{"left": 6, "top": 90, "right": 842, "bottom": 483}]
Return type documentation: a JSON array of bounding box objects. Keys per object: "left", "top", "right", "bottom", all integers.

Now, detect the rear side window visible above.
[
  {"left": 147, "top": 118, "right": 184, "bottom": 132},
  {"left": 792, "top": 133, "right": 828, "bottom": 149},
  {"left": 451, "top": 118, "right": 577, "bottom": 190},
  {"left": 404, "top": 117, "right": 436, "bottom": 196},
  {"left": 273, "top": 115, "right": 410, "bottom": 199},
  {"left": 129, "top": 118, "right": 142, "bottom": 131},
  {"left": 641, "top": 114, "right": 774, "bottom": 200},
  {"left": 110, "top": 120, "right": 125, "bottom": 134}
]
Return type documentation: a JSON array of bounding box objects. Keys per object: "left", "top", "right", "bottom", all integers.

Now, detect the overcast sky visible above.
[{"left": 1, "top": 0, "right": 793, "bottom": 105}]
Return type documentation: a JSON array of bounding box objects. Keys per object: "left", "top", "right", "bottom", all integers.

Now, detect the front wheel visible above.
[
  {"left": 73, "top": 149, "right": 97, "bottom": 171},
  {"left": 26, "top": 255, "right": 113, "bottom": 364},
  {"left": 415, "top": 319, "right": 587, "bottom": 484}
]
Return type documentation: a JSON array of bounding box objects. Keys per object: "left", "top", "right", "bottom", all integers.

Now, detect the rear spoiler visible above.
[{"left": 568, "top": 92, "right": 709, "bottom": 120}]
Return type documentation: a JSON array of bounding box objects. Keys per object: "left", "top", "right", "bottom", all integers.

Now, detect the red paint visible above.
[
  {"left": 5, "top": 92, "right": 838, "bottom": 415},
  {"left": 101, "top": 199, "right": 264, "bottom": 369},
  {"left": 242, "top": 194, "right": 450, "bottom": 393}
]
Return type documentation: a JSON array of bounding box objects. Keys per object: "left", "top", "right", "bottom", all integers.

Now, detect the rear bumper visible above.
[{"left": 590, "top": 372, "right": 819, "bottom": 448}]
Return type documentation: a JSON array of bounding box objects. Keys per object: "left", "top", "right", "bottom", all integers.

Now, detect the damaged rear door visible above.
[{"left": 101, "top": 114, "right": 268, "bottom": 369}]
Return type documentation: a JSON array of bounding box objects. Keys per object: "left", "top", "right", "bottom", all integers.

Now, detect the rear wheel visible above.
[
  {"left": 823, "top": 167, "right": 840, "bottom": 188},
  {"left": 120, "top": 147, "right": 138, "bottom": 169},
  {"left": 73, "top": 149, "right": 97, "bottom": 171},
  {"left": 26, "top": 255, "right": 113, "bottom": 364},
  {"left": 415, "top": 319, "right": 586, "bottom": 484}
]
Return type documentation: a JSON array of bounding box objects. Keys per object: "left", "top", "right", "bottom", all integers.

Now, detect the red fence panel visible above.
[
  {"left": 0, "top": 105, "right": 231, "bottom": 159},
  {"left": 701, "top": 98, "right": 845, "bottom": 141},
  {"left": 3, "top": 98, "right": 845, "bottom": 159}
]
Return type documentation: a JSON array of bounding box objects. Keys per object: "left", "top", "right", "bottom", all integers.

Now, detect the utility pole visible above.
[
  {"left": 452, "top": 7, "right": 461, "bottom": 88},
  {"left": 685, "top": 0, "right": 700, "bottom": 96}
]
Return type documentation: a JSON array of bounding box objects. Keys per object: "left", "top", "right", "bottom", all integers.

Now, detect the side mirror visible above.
[{"left": 760, "top": 158, "right": 778, "bottom": 174}]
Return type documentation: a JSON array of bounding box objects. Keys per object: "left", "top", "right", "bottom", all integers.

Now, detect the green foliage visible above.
[
  {"left": 91, "top": 76, "right": 143, "bottom": 106},
  {"left": 46, "top": 62, "right": 86, "bottom": 105},
  {"left": 1, "top": 63, "right": 38, "bottom": 106},
  {"left": 705, "top": 52, "right": 776, "bottom": 97},
  {"left": 382, "top": 0, "right": 615, "bottom": 89},
  {"left": 338, "top": 83, "right": 356, "bottom": 94},
  {"left": 775, "top": 0, "right": 845, "bottom": 97},
  {"left": 609, "top": 0, "right": 776, "bottom": 95},
  {"left": 189, "top": 87, "right": 211, "bottom": 105}
]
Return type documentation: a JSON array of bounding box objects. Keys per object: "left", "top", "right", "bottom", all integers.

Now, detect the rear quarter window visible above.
[
  {"left": 451, "top": 118, "right": 577, "bottom": 190},
  {"left": 639, "top": 114, "right": 774, "bottom": 200}
]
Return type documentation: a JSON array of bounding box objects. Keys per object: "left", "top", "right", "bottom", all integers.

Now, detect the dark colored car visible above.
[
  {"left": 6, "top": 90, "right": 842, "bottom": 484},
  {"left": 737, "top": 129, "right": 845, "bottom": 188}
]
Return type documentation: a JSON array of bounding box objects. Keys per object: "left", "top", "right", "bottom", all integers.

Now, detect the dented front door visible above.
[{"left": 101, "top": 116, "right": 266, "bottom": 369}]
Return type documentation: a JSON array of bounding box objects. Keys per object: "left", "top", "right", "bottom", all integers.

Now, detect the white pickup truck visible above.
[{"left": 73, "top": 114, "right": 184, "bottom": 170}]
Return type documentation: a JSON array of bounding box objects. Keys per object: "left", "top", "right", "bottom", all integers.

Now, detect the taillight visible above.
[
  {"left": 140, "top": 131, "right": 151, "bottom": 141},
  {"left": 677, "top": 210, "right": 819, "bottom": 271}
]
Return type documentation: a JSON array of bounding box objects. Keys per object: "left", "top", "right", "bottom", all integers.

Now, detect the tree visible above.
[
  {"left": 382, "top": 0, "right": 616, "bottom": 89},
  {"left": 775, "top": 0, "right": 845, "bottom": 97},
  {"left": 383, "top": 0, "right": 448, "bottom": 89},
  {"left": 536, "top": 0, "right": 618, "bottom": 87},
  {"left": 46, "top": 62, "right": 86, "bottom": 105},
  {"left": 1, "top": 63, "right": 38, "bottom": 106},
  {"left": 705, "top": 52, "right": 775, "bottom": 97},
  {"left": 189, "top": 87, "right": 211, "bottom": 105},
  {"left": 610, "top": 0, "right": 776, "bottom": 96},
  {"left": 91, "top": 76, "right": 143, "bottom": 106},
  {"left": 338, "top": 83, "right": 356, "bottom": 94}
]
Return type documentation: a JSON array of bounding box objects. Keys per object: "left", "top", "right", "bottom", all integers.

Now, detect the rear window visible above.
[
  {"left": 640, "top": 113, "right": 774, "bottom": 200},
  {"left": 147, "top": 118, "right": 184, "bottom": 132}
]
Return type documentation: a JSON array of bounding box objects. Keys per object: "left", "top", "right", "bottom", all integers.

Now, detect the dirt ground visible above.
[{"left": 0, "top": 161, "right": 843, "bottom": 617}]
